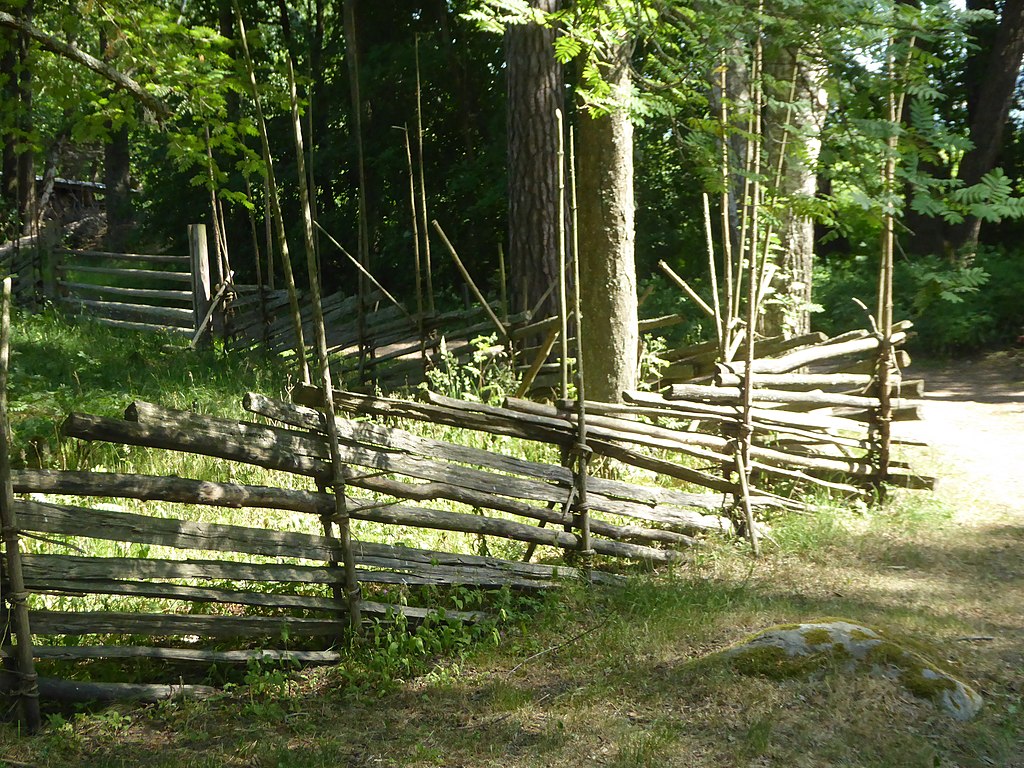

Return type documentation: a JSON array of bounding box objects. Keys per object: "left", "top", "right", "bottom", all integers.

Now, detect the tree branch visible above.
[{"left": 0, "top": 10, "right": 171, "bottom": 121}]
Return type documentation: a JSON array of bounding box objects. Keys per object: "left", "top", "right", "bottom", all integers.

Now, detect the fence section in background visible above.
[{"left": 1, "top": 223, "right": 221, "bottom": 342}]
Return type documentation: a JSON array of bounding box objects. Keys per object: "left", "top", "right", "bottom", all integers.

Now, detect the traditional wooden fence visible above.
[
  {"left": 0, "top": 234, "right": 44, "bottom": 307},
  {"left": 226, "top": 281, "right": 565, "bottom": 393},
  {"left": 0, "top": 329, "right": 932, "bottom": 724},
  {"left": 50, "top": 246, "right": 195, "bottom": 334},
  {"left": 2, "top": 379, "right": 747, "bottom": 719}
]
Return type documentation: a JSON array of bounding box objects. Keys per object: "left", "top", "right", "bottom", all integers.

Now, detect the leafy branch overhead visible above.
[{"left": 0, "top": 9, "right": 171, "bottom": 121}]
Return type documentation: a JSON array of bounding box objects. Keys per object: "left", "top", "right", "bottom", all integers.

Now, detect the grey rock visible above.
[{"left": 719, "top": 620, "right": 983, "bottom": 721}]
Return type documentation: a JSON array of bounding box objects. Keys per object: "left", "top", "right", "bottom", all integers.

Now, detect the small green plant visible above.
[
  {"left": 239, "top": 654, "right": 299, "bottom": 720},
  {"left": 423, "top": 333, "right": 519, "bottom": 404},
  {"left": 637, "top": 334, "right": 670, "bottom": 389}
]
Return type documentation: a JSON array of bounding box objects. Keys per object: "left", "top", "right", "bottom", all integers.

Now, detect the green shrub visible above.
[{"left": 814, "top": 246, "right": 1024, "bottom": 354}]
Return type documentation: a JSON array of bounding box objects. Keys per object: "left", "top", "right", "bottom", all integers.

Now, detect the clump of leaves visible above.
[{"left": 422, "top": 333, "right": 519, "bottom": 405}]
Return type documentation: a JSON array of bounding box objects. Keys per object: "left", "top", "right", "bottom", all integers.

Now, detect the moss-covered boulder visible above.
[{"left": 718, "top": 620, "right": 983, "bottom": 721}]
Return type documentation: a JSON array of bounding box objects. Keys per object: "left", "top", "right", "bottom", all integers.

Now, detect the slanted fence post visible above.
[{"left": 189, "top": 224, "right": 212, "bottom": 346}]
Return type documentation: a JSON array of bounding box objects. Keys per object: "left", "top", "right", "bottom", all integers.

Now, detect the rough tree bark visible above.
[
  {"left": 762, "top": 46, "right": 828, "bottom": 338},
  {"left": 578, "top": 41, "right": 638, "bottom": 404},
  {"left": 505, "top": 0, "right": 564, "bottom": 321},
  {"left": 951, "top": 0, "right": 1024, "bottom": 255},
  {"left": 103, "top": 123, "right": 131, "bottom": 250}
]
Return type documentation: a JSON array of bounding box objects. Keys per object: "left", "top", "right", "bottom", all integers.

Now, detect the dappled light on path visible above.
[{"left": 896, "top": 351, "right": 1024, "bottom": 518}]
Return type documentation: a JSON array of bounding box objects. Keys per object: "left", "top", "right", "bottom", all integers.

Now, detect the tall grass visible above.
[{"left": 9, "top": 306, "right": 293, "bottom": 467}]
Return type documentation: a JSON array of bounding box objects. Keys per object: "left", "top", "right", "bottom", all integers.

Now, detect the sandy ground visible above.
[{"left": 897, "top": 351, "right": 1024, "bottom": 522}]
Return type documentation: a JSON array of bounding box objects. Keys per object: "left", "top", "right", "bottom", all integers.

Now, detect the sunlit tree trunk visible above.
[
  {"left": 578, "top": 41, "right": 637, "bottom": 404},
  {"left": 762, "top": 47, "right": 828, "bottom": 337}
]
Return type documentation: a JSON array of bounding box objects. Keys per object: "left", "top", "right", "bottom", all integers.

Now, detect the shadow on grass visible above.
[{"left": 6, "top": 544, "right": 1023, "bottom": 768}]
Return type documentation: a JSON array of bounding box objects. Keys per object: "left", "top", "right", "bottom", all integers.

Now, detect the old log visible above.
[{"left": 720, "top": 331, "right": 907, "bottom": 375}]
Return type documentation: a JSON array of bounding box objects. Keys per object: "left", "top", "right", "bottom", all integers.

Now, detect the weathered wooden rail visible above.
[{"left": 5, "top": 381, "right": 739, "bottom": 714}]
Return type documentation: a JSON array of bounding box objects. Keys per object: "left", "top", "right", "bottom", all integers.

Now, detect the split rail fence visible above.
[
  {"left": 0, "top": 384, "right": 749, "bottom": 722},
  {"left": 226, "top": 283, "right": 566, "bottom": 394},
  {"left": 0, "top": 324, "right": 931, "bottom": 725}
]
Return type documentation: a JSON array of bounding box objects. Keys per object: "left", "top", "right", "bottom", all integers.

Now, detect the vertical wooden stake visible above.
[
  {"left": 568, "top": 128, "right": 592, "bottom": 564},
  {"left": 203, "top": 124, "right": 226, "bottom": 294},
  {"left": 343, "top": 0, "right": 371, "bottom": 386},
  {"left": 190, "top": 224, "right": 212, "bottom": 346},
  {"left": 703, "top": 193, "right": 725, "bottom": 360},
  {"left": 244, "top": 177, "right": 270, "bottom": 347},
  {"left": 263, "top": 173, "right": 276, "bottom": 291},
  {"left": 401, "top": 125, "right": 426, "bottom": 367},
  {"left": 0, "top": 278, "right": 41, "bottom": 732},
  {"left": 875, "top": 37, "right": 900, "bottom": 491},
  {"left": 288, "top": 57, "right": 361, "bottom": 630},
  {"left": 498, "top": 243, "right": 508, "bottom": 325},
  {"left": 556, "top": 109, "right": 569, "bottom": 401},
  {"left": 415, "top": 35, "right": 434, "bottom": 315},
  {"left": 719, "top": 63, "right": 735, "bottom": 359},
  {"left": 738, "top": 9, "right": 764, "bottom": 558},
  {"left": 234, "top": 2, "right": 310, "bottom": 383}
]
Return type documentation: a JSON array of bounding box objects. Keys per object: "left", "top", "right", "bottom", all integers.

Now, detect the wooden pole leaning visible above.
[
  {"left": 243, "top": 177, "right": 270, "bottom": 348},
  {"left": 431, "top": 221, "right": 509, "bottom": 343},
  {"left": 286, "top": 59, "right": 361, "bottom": 630},
  {"left": 0, "top": 277, "right": 41, "bottom": 732},
  {"left": 568, "top": 128, "right": 593, "bottom": 566},
  {"left": 234, "top": 3, "right": 310, "bottom": 384}
]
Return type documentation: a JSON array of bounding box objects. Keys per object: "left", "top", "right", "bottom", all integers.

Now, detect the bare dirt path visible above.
[{"left": 897, "top": 350, "right": 1024, "bottom": 522}]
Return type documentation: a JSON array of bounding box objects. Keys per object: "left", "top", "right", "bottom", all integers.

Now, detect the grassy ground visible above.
[{"left": 0, "top": 312, "right": 1021, "bottom": 767}]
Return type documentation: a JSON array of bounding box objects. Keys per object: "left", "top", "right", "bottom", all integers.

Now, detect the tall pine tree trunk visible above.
[
  {"left": 505, "top": 0, "right": 563, "bottom": 320},
  {"left": 578, "top": 41, "right": 637, "bottom": 404}
]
